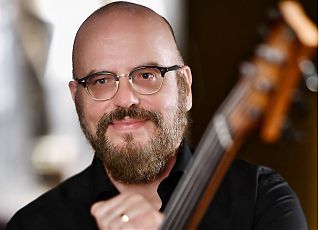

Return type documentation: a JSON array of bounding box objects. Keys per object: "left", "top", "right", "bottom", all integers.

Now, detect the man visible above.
[{"left": 6, "top": 1, "right": 307, "bottom": 229}]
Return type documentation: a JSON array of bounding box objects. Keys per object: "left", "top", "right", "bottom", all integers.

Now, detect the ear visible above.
[
  {"left": 181, "top": 66, "right": 192, "bottom": 111},
  {"left": 68, "top": 81, "right": 78, "bottom": 103}
]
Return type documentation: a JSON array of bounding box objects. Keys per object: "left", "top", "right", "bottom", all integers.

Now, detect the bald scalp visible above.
[{"left": 72, "top": 1, "right": 182, "bottom": 78}]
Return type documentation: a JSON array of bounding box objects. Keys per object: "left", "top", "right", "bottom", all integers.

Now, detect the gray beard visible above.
[{"left": 76, "top": 102, "right": 188, "bottom": 184}]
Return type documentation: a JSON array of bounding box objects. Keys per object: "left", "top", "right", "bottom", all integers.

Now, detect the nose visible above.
[{"left": 112, "top": 76, "right": 140, "bottom": 108}]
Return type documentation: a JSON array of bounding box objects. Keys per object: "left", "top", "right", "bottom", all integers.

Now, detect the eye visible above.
[
  {"left": 140, "top": 72, "right": 156, "bottom": 80},
  {"left": 89, "top": 74, "right": 115, "bottom": 86},
  {"left": 91, "top": 77, "right": 109, "bottom": 86},
  {"left": 96, "top": 78, "right": 107, "bottom": 84},
  {"left": 133, "top": 68, "right": 160, "bottom": 81}
]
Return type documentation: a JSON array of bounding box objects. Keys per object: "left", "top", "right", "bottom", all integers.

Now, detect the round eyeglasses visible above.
[{"left": 76, "top": 65, "right": 183, "bottom": 101}]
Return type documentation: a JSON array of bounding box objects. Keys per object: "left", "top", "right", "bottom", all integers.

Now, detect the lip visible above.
[{"left": 110, "top": 117, "right": 147, "bottom": 131}]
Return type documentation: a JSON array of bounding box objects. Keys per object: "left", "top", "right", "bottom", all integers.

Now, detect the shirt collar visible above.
[
  {"left": 88, "top": 139, "right": 193, "bottom": 207},
  {"left": 89, "top": 156, "right": 119, "bottom": 203},
  {"left": 168, "top": 139, "right": 193, "bottom": 175},
  {"left": 157, "top": 139, "right": 193, "bottom": 211}
]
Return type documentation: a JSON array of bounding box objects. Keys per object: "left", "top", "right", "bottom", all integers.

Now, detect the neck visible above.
[{"left": 109, "top": 156, "right": 177, "bottom": 210}]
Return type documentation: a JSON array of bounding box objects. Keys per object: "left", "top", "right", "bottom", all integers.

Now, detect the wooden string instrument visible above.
[{"left": 161, "top": 1, "right": 317, "bottom": 229}]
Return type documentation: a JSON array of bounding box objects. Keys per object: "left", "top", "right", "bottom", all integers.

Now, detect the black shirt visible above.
[{"left": 6, "top": 142, "right": 307, "bottom": 229}]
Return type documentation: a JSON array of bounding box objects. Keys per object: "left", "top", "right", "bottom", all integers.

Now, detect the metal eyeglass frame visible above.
[{"left": 76, "top": 65, "right": 183, "bottom": 101}]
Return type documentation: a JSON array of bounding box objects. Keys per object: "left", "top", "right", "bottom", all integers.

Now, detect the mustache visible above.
[{"left": 96, "top": 106, "right": 162, "bottom": 138}]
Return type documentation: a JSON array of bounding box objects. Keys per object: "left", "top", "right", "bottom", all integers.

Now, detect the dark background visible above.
[{"left": 186, "top": 0, "right": 317, "bottom": 228}]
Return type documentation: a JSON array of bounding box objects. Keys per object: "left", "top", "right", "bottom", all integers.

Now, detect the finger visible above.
[
  {"left": 108, "top": 195, "right": 163, "bottom": 229},
  {"left": 91, "top": 192, "right": 133, "bottom": 217},
  {"left": 126, "top": 203, "right": 164, "bottom": 229},
  {"left": 91, "top": 193, "right": 142, "bottom": 228},
  {"left": 91, "top": 193, "right": 128, "bottom": 214}
]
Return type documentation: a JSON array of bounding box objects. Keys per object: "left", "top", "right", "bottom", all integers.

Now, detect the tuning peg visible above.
[
  {"left": 299, "top": 58, "right": 318, "bottom": 92},
  {"left": 239, "top": 62, "right": 256, "bottom": 77},
  {"left": 256, "top": 44, "right": 285, "bottom": 64}
]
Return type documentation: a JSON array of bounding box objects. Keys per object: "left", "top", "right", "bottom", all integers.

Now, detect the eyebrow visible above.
[{"left": 138, "top": 61, "right": 163, "bottom": 67}]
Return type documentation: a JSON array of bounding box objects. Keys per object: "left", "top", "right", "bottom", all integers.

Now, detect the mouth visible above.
[
  {"left": 110, "top": 117, "right": 148, "bottom": 131},
  {"left": 96, "top": 107, "right": 162, "bottom": 139}
]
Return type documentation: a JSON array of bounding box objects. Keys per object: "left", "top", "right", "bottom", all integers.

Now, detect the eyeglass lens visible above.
[
  {"left": 86, "top": 67, "right": 163, "bottom": 100},
  {"left": 87, "top": 73, "right": 118, "bottom": 100}
]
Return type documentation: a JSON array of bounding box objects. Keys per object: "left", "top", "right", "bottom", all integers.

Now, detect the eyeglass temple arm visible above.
[{"left": 159, "top": 65, "right": 183, "bottom": 77}]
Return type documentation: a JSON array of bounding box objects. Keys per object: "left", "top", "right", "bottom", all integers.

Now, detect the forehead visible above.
[{"left": 73, "top": 9, "right": 179, "bottom": 77}]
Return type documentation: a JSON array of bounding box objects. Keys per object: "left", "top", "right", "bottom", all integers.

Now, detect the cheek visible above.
[
  {"left": 84, "top": 107, "right": 100, "bottom": 132},
  {"left": 148, "top": 82, "right": 180, "bottom": 118},
  {"left": 78, "top": 94, "right": 110, "bottom": 133}
]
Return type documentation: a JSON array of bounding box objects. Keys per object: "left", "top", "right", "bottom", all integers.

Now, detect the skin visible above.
[{"left": 69, "top": 7, "right": 192, "bottom": 230}]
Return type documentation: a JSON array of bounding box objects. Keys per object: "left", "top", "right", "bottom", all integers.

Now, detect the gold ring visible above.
[{"left": 120, "top": 213, "right": 130, "bottom": 223}]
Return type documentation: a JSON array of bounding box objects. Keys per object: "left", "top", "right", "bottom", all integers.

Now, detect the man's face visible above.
[{"left": 70, "top": 11, "right": 192, "bottom": 184}]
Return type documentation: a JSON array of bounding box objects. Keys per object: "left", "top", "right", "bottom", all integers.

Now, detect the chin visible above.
[{"left": 110, "top": 134, "right": 150, "bottom": 147}]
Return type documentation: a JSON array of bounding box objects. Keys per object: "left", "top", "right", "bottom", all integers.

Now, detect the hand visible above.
[{"left": 91, "top": 193, "right": 164, "bottom": 230}]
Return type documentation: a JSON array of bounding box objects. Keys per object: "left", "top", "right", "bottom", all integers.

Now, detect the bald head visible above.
[
  {"left": 88, "top": 1, "right": 177, "bottom": 41},
  {"left": 72, "top": 1, "right": 183, "bottom": 79}
]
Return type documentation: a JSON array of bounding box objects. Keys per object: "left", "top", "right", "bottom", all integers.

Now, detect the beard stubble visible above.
[{"left": 75, "top": 77, "right": 189, "bottom": 184}]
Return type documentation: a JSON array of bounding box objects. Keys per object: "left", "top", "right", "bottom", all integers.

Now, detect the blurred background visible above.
[{"left": 0, "top": 0, "right": 317, "bottom": 229}]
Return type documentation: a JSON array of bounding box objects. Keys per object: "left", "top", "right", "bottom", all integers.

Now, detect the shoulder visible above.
[
  {"left": 228, "top": 160, "right": 308, "bottom": 230},
  {"left": 228, "top": 159, "right": 299, "bottom": 203},
  {"left": 6, "top": 165, "right": 93, "bottom": 229},
  {"left": 226, "top": 159, "right": 296, "bottom": 194},
  {"left": 200, "top": 160, "right": 307, "bottom": 230}
]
